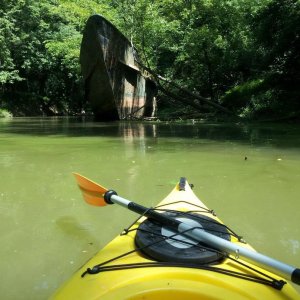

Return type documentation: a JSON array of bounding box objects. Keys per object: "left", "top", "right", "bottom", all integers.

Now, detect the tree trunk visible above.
[{"left": 136, "top": 60, "right": 237, "bottom": 117}]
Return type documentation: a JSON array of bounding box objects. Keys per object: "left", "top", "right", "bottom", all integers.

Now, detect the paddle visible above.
[{"left": 73, "top": 173, "right": 300, "bottom": 286}]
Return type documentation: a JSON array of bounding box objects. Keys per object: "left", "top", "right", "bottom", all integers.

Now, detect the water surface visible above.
[{"left": 0, "top": 117, "right": 299, "bottom": 298}]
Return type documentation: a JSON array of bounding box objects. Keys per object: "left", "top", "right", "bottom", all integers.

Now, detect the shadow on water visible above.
[
  {"left": 1, "top": 117, "right": 300, "bottom": 148},
  {"left": 56, "top": 216, "right": 95, "bottom": 241}
]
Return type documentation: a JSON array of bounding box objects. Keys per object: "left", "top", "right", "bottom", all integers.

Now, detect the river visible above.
[{"left": 0, "top": 117, "right": 299, "bottom": 298}]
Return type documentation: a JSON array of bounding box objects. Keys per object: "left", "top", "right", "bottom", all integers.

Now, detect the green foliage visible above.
[
  {"left": 0, "top": 0, "right": 117, "bottom": 115},
  {"left": 246, "top": 0, "right": 300, "bottom": 118},
  {"left": 221, "top": 78, "right": 275, "bottom": 118},
  {"left": 0, "top": 1, "right": 23, "bottom": 84},
  {"left": 253, "top": 0, "right": 299, "bottom": 74},
  {"left": 222, "top": 79, "right": 266, "bottom": 108},
  {"left": 111, "top": 0, "right": 272, "bottom": 102},
  {"left": 0, "top": 0, "right": 298, "bottom": 119},
  {"left": 0, "top": 108, "right": 12, "bottom": 118}
]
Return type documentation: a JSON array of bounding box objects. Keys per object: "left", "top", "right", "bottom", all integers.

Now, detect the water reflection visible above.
[
  {"left": 120, "top": 122, "right": 157, "bottom": 142},
  {"left": 1, "top": 117, "right": 300, "bottom": 149},
  {"left": 119, "top": 122, "right": 158, "bottom": 157}
]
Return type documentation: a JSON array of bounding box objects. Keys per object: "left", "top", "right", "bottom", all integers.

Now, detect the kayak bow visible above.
[{"left": 51, "top": 175, "right": 300, "bottom": 300}]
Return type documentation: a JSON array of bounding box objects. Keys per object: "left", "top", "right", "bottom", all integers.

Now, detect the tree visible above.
[
  {"left": 235, "top": 0, "right": 300, "bottom": 118},
  {"left": 0, "top": 0, "right": 119, "bottom": 115},
  {"left": 1, "top": 0, "right": 298, "bottom": 119},
  {"left": 0, "top": 0, "right": 23, "bottom": 86}
]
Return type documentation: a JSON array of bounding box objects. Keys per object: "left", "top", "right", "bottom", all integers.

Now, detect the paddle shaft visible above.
[{"left": 108, "top": 193, "right": 300, "bottom": 285}]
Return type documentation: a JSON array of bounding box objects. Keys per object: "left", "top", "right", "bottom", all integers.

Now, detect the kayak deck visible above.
[{"left": 51, "top": 178, "right": 300, "bottom": 300}]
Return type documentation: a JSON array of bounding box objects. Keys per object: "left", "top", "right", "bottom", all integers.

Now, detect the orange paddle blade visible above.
[{"left": 73, "top": 173, "right": 108, "bottom": 206}]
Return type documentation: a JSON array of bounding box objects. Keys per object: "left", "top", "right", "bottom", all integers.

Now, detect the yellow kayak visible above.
[{"left": 51, "top": 176, "right": 300, "bottom": 300}]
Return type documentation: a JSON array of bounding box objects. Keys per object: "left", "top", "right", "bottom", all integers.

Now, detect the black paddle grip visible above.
[
  {"left": 292, "top": 268, "right": 300, "bottom": 285},
  {"left": 104, "top": 190, "right": 117, "bottom": 204},
  {"left": 128, "top": 202, "right": 181, "bottom": 228}
]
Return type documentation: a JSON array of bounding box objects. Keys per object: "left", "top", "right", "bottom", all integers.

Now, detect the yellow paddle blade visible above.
[{"left": 73, "top": 173, "right": 108, "bottom": 206}]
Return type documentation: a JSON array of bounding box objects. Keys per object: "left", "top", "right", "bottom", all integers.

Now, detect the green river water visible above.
[{"left": 0, "top": 117, "right": 299, "bottom": 299}]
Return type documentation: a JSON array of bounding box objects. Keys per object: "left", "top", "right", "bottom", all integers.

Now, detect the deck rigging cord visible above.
[
  {"left": 73, "top": 173, "right": 300, "bottom": 286},
  {"left": 81, "top": 201, "right": 286, "bottom": 290}
]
